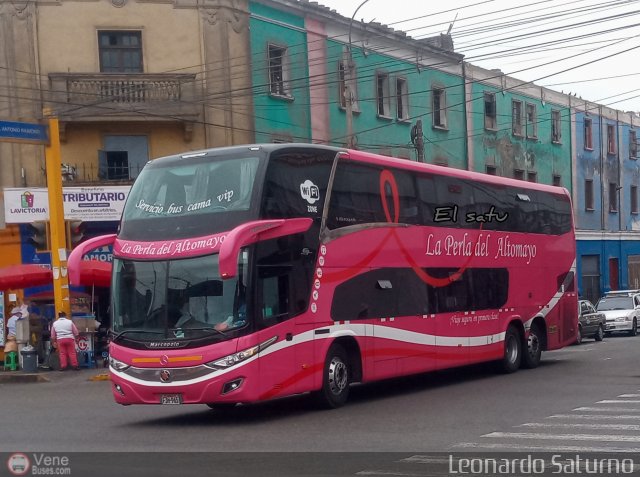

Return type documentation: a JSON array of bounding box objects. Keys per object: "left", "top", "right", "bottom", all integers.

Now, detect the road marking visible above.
[
  {"left": 549, "top": 414, "right": 640, "bottom": 420},
  {"left": 482, "top": 432, "right": 640, "bottom": 442},
  {"left": 454, "top": 442, "right": 640, "bottom": 453},
  {"left": 519, "top": 422, "right": 640, "bottom": 431},
  {"left": 398, "top": 457, "right": 451, "bottom": 464},
  {"left": 356, "top": 471, "right": 424, "bottom": 476},
  {"left": 598, "top": 400, "right": 640, "bottom": 404},
  {"left": 574, "top": 407, "right": 640, "bottom": 412}
]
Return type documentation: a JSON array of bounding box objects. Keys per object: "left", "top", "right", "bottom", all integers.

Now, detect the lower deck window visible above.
[{"left": 331, "top": 267, "right": 509, "bottom": 321}]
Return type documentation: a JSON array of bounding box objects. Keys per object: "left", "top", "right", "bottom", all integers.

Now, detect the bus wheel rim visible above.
[
  {"left": 328, "top": 357, "right": 348, "bottom": 395},
  {"left": 527, "top": 332, "right": 539, "bottom": 358}
]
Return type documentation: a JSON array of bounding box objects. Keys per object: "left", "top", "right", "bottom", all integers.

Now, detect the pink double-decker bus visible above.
[{"left": 69, "top": 144, "right": 577, "bottom": 409}]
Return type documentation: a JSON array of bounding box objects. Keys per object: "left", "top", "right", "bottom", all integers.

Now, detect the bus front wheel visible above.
[
  {"left": 500, "top": 325, "right": 521, "bottom": 373},
  {"left": 315, "top": 344, "right": 350, "bottom": 409}
]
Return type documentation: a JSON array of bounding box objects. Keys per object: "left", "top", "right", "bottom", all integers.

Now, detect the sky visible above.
[{"left": 319, "top": 0, "right": 640, "bottom": 113}]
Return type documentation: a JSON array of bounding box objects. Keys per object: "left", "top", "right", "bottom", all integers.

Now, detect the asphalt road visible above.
[{"left": 1, "top": 334, "right": 639, "bottom": 476}]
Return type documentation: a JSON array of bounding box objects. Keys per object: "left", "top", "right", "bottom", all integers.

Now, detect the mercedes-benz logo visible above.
[
  {"left": 160, "top": 369, "right": 171, "bottom": 383},
  {"left": 160, "top": 355, "right": 169, "bottom": 366}
]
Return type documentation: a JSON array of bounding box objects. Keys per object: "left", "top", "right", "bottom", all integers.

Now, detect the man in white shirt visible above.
[{"left": 51, "top": 311, "right": 80, "bottom": 371}]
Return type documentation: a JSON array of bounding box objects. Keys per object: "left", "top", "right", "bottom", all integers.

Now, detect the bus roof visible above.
[{"left": 145, "top": 143, "right": 570, "bottom": 199}]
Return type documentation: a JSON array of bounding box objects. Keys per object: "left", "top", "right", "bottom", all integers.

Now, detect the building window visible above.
[
  {"left": 396, "top": 77, "right": 409, "bottom": 121},
  {"left": 98, "top": 31, "right": 143, "bottom": 73},
  {"left": 630, "top": 130, "right": 638, "bottom": 159},
  {"left": 609, "top": 182, "right": 618, "bottom": 212},
  {"left": 527, "top": 171, "right": 537, "bottom": 183},
  {"left": 484, "top": 92, "right": 497, "bottom": 130},
  {"left": 526, "top": 103, "right": 537, "bottom": 139},
  {"left": 514, "top": 169, "right": 524, "bottom": 180},
  {"left": 432, "top": 87, "right": 447, "bottom": 128},
  {"left": 584, "top": 118, "right": 593, "bottom": 150},
  {"left": 268, "top": 44, "right": 290, "bottom": 97},
  {"left": 553, "top": 174, "right": 562, "bottom": 187},
  {"left": 338, "top": 61, "right": 359, "bottom": 112},
  {"left": 632, "top": 185, "right": 639, "bottom": 214},
  {"left": 585, "top": 179, "right": 594, "bottom": 210},
  {"left": 376, "top": 72, "right": 391, "bottom": 117},
  {"left": 99, "top": 151, "right": 129, "bottom": 180},
  {"left": 99, "top": 135, "right": 149, "bottom": 180},
  {"left": 607, "top": 124, "right": 616, "bottom": 154},
  {"left": 551, "top": 110, "right": 561, "bottom": 143},
  {"left": 486, "top": 165, "right": 497, "bottom": 175},
  {"left": 512, "top": 100, "right": 523, "bottom": 136}
]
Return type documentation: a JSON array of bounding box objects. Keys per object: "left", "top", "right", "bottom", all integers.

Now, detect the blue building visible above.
[{"left": 573, "top": 103, "right": 640, "bottom": 303}]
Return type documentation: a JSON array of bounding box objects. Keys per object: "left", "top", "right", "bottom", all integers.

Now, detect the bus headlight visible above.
[
  {"left": 205, "top": 336, "right": 278, "bottom": 370},
  {"left": 109, "top": 357, "right": 130, "bottom": 372}
]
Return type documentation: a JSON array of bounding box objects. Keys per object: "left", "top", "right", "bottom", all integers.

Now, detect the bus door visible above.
[
  {"left": 254, "top": 233, "right": 318, "bottom": 398},
  {"left": 255, "top": 263, "right": 299, "bottom": 399}
]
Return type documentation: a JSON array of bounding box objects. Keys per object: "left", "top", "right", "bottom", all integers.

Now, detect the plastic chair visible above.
[{"left": 3, "top": 351, "right": 18, "bottom": 371}]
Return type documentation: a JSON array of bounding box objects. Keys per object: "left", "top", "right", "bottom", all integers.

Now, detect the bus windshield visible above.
[
  {"left": 111, "top": 251, "right": 248, "bottom": 343},
  {"left": 120, "top": 154, "right": 260, "bottom": 240}
]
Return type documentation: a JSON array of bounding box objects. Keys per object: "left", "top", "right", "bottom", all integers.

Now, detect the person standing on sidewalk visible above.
[
  {"left": 51, "top": 311, "right": 80, "bottom": 371},
  {"left": 4, "top": 309, "right": 23, "bottom": 353}
]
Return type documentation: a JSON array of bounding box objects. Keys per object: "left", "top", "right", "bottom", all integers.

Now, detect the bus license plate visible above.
[{"left": 160, "top": 394, "right": 182, "bottom": 405}]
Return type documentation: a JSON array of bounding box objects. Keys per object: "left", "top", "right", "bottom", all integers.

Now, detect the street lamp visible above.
[{"left": 344, "top": 0, "right": 370, "bottom": 149}]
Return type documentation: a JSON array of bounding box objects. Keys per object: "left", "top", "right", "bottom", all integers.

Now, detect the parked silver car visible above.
[
  {"left": 576, "top": 299, "right": 606, "bottom": 344},
  {"left": 595, "top": 290, "right": 640, "bottom": 336}
]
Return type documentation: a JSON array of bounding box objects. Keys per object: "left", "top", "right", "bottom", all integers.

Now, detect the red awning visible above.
[
  {"left": 78, "top": 260, "right": 112, "bottom": 288},
  {"left": 0, "top": 264, "right": 52, "bottom": 290}
]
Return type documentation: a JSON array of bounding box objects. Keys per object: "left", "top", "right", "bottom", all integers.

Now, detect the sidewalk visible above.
[{"left": 0, "top": 366, "right": 109, "bottom": 383}]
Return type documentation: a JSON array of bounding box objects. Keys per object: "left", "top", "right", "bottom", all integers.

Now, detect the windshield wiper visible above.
[
  {"left": 170, "top": 326, "right": 228, "bottom": 338},
  {"left": 111, "top": 329, "right": 165, "bottom": 341}
]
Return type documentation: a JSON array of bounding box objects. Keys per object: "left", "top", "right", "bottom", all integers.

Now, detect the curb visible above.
[
  {"left": 89, "top": 373, "right": 110, "bottom": 381},
  {"left": 0, "top": 373, "right": 50, "bottom": 383}
]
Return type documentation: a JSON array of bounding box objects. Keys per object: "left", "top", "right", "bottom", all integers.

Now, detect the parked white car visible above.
[{"left": 595, "top": 290, "right": 640, "bottom": 336}]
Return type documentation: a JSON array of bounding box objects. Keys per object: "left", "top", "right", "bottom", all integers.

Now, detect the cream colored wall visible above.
[
  {"left": 37, "top": 2, "right": 202, "bottom": 74},
  {"left": 36, "top": 1, "right": 209, "bottom": 174},
  {"left": 61, "top": 122, "right": 206, "bottom": 175}
]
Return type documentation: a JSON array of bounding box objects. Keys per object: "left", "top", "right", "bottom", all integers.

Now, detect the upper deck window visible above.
[{"left": 121, "top": 155, "right": 259, "bottom": 239}]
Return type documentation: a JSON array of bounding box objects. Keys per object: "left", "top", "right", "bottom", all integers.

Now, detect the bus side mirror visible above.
[
  {"left": 219, "top": 218, "right": 313, "bottom": 279},
  {"left": 68, "top": 234, "right": 117, "bottom": 286}
]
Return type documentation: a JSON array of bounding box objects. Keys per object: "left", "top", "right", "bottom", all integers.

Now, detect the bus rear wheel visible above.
[
  {"left": 315, "top": 344, "right": 350, "bottom": 409},
  {"left": 521, "top": 323, "right": 542, "bottom": 369},
  {"left": 500, "top": 325, "right": 521, "bottom": 373}
]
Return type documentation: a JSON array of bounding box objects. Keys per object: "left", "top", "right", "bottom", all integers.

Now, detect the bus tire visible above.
[
  {"left": 521, "top": 323, "right": 542, "bottom": 369},
  {"left": 315, "top": 344, "right": 350, "bottom": 409},
  {"left": 500, "top": 325, "right": 521, "bottom": 373}
]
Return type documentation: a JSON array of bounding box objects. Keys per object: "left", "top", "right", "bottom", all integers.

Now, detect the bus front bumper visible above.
[{"left": 109, "top": 364, "right": 258, "bottom": 405}]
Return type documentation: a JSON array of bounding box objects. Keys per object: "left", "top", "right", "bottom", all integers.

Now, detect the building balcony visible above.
[{"left": 46, "top": 73, "right": 200, "bottom": 135}]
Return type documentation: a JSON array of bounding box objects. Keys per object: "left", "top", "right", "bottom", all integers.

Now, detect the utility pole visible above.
[
  {"left": 45, "top": 118, "right": 71, "bottom": 318},
  {"left": 343, "top": 49, "right": 354, "bottom": 149},
  {"left": 412, "top": 119, "right": 424, "bottom": 162},
  {"left": 346, "top": 0, "right": 370, "bottom": 149}
]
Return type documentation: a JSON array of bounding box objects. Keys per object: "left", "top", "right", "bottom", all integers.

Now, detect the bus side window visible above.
[{"left": 416, "top": 174, "right": 438, "bottom": 226}]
